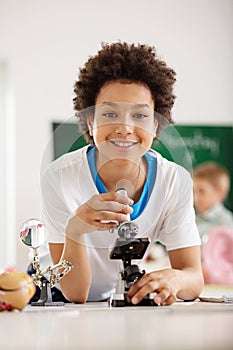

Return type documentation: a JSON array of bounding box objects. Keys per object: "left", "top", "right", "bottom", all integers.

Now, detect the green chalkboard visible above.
[
  {"left": 53, "top": 122, "right": 87, "bottom": 159},
  {"left": 52, "top": 122, "right": 233, "bottom": 211}
]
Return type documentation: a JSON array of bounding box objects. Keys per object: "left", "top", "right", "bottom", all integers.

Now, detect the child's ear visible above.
[
  {"left": 87, "top": 117, "right": 94, "bottom": 136},
  {"left": 216, "top": 186, "right": 227, "bottom": 202}
]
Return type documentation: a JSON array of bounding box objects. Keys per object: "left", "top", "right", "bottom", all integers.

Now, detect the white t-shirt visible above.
[{"left": 40, "top": 146, "right": 200, "bottom": 301}]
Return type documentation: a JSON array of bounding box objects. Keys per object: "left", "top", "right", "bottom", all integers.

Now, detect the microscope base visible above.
[{"left": 110, "top": 293, "right": 158, "bottom": 307}]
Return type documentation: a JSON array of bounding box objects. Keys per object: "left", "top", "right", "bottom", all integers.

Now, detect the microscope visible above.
[{"left": 110, "top": 189, "right": 157, "bottom": 307}]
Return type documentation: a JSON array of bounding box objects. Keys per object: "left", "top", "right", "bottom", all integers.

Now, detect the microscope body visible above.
[
  {"left": 109, "top": 189, "right": 157, "bottom": 306},
  {"left": 110, "top": 237, "right": 157, "bottom": 306}
]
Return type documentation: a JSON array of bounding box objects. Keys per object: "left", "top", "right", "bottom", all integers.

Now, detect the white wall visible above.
[
  {"left": 0, "top": 0, "right": 232, "bottom": 271},
  {"left": 0, "top": 60, "right": 16, "bottom": 270}
]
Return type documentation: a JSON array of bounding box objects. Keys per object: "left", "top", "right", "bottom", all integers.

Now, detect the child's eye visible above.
[
  {"left": 102, "top": 112, "right": 118, "bottom": 118},
  {"left": 133, "top": 113, "right": 148, "bottom": 119}
]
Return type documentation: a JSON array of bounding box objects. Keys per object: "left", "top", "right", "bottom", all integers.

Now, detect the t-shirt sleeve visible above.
[
  {"left": 157, "top": 165, "right": 201, "bottom": 251},
  {"left": 40, "top": 166, "right": 70, "bottom": 243}
]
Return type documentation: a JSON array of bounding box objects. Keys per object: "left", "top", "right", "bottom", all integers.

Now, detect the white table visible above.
[{"left": 1, "top": 286, "right": 233, "bottom": 350}]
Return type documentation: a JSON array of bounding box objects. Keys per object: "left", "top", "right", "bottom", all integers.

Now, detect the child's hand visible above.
[
  {"left": 66, "top": 191, "right": 133, "bottom": 239},
  {"left": 127, "top": 268, "right": 179, "bottom": 306}
]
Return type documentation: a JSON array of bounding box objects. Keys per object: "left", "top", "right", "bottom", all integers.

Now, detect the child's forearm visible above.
[
  {"left": 60, "top": 236, "right": 91, "bottom": 303},
  {"left": 175, "top": 267, "right": 204, "bottom": 301},
  {"left": 167, "top": 246, "right": 204, "bottom": 302}
]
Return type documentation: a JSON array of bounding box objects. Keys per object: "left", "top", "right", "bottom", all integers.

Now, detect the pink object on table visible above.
[
  {"left": 0, "top": 266, "right": 16, "bottom": 275},
  {"left": 202, "top": 226, "right": 233, "bottom": 285}
]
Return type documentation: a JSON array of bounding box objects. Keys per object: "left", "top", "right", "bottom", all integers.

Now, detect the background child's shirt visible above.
[{"left": 196, "top": 203, "right": 233, "bottom": 239}]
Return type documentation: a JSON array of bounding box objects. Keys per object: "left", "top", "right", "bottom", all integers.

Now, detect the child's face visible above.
[
  {"left": 88, "top": 81, "right": 156, "bottom": 165},
  {"left": 193, "top": 178, "right": 221, "bottom": 214}
]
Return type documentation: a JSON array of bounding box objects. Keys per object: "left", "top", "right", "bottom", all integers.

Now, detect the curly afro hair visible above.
[{"left": 73, "top": 42, "right": 176, "bottom": 142}]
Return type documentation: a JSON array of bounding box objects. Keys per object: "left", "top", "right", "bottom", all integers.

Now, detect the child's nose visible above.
[{"left": 115, "top": 122, "right": 134, "bottom": 135}]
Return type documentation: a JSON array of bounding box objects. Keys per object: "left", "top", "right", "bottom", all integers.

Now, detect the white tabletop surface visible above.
[{"left": 1, "top": 285, "right": 233, "bottom": 350}]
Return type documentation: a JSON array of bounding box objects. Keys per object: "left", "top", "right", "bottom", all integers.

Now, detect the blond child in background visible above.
[
  {"left": 193, "top": 161, "right": 233, "bottom": 284},
  {"left": 193, "top": 161, "right": 233, "bottom": 239}
]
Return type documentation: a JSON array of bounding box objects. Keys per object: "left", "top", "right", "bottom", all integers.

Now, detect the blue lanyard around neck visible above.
[{"left": 87, "top": 145, "right": 157, "bottom": 219}]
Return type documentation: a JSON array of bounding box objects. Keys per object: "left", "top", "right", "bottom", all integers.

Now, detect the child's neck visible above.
[{"left": 96, "top": 155, "right": 147, "bottom": 202}]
